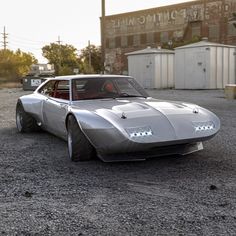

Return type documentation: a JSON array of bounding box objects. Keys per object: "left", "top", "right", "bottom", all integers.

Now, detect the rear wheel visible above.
[
  {"left": 67, "top": 115, "right": 94, "bottom": 161},
  {"left": 16, "top": 100, "right": 40, "bottom": 133}
]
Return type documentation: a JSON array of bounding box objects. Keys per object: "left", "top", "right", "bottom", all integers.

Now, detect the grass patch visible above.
[{"left": 0, "top": 78, "right": 22, "bottom": 89}]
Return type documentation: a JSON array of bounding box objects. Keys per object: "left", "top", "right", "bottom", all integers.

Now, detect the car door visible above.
[{"left": 42, "top": 80, "right": 70, "bottom": 139}]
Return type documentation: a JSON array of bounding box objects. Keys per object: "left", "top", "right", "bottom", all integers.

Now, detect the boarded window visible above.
[
  {"left": 140, "top": 34, "right": 147, "bottom": 44},
  {"left": 127, "top": 35, "right": 134, "bottom": 46},
  {"left": 192, "top": 26, "right": 201, "bottom": 37},
  {"left": 133, "top": 34, "right": 140, "bottom": 46},
  {"left": 160, "top": 32, "right": 168, "bottom": 43},
  {"left": 147, "top": 32, "right": 154, "bottom": 44},
  {"left": 209, "top": 25, "right": 219, "bottom": 39},
  {"left": 115, "top": 36, "right": 121, "bottom": 47},
  {"left": 121, "top": 36, "right": 128, "bottom": 47},
  {"left": 154, "top": 32, "right": 160, "bottom": 43},
  {"left": 106, "top": 38, "right": 109, "bottom": 48},
  {"left": 108, "top": 38, "right": 115, "bottom": 49}
]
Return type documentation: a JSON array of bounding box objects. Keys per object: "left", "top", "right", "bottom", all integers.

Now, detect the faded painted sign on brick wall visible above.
[{"left": 105, "top": 0, "right": 236, "bottom": 36}]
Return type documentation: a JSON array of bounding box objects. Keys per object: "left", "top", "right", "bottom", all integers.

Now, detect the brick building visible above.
[{"left": 102, "top": 0, "right": 236, "bottom": 74}]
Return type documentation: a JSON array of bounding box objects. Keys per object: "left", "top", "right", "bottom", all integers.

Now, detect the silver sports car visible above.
[{"left": 16, "top": 75, "right": 220, "bottom": 162}]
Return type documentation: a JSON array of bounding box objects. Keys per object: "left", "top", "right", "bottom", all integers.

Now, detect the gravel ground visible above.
[{"left": 0, "top": 88, "right": 236, "bottom": 235}]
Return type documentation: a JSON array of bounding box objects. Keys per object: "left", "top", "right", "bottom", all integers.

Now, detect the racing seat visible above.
[{"left": 104, "top": 82, "right": 115, "bottom": 93}]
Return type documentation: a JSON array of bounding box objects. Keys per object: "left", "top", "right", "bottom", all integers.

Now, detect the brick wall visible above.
[{"left": 102, "top": 0, "right": 236, "bottom": 74}]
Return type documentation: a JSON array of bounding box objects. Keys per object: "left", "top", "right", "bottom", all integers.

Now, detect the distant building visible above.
[
  {"left": 101, "top": 0, "right": 236, "bottom": 74},
  {"left": 22, "top": 64, "right": 55, "bottom": 91},
  {"left": 28, "top": 64, "right": 55, "bottom": 77}
]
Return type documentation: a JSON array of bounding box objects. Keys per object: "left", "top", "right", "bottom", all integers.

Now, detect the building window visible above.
[
  {"left": 133, "top": 34, "right": 140, "bottom": 46},
  {"left": 121, "top": 36, "right": 127, "bottom": 47},
  {"left": 115, "top": 36, "right": 121, "bottom": 47},
  {"left": 106, "top": 38, "right": 109, "bottom": 48},
  {"left": 209, "top": 25, "right": 219, "bottom": 39},
  {"left": 192, "top": 26, "right": 201, "bottom": 38},
  {"left": 160, "top": 32, "right": 168, "bottom": 43},
  {"left": 108, "top": 38, "right": 115, "bottom": 49},
  {"left": 147, "top": 32, "right": 154, "bottom": 44},
  {"left": 127, "top": 35, "right": 134, "bottom": 46},
  {"left": 140, "top": 33, "right": 147, "bottom": 44},
  {"left": 154, "top": 32, "right": 160, "bottom": 43}
]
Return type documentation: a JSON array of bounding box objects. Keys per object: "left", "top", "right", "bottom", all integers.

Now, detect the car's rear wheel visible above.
[
  {"left": 16, "top": 100, "right": 40, "bottom": 133},
  {"left": 67, "top": 115, "right": 94, "bottom": 161}
]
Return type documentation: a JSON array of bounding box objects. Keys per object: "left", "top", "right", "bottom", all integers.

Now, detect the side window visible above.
[
  {"left": 53, "top": 80, "right": 70, "bottom": 100},
  {"left": 38, "top": 80, "right": 70, "bottom": 100},
  {"left": 38, "top": 80, "right": 56, "bottom": 96},
  {"left": 72, "top": 80, "right": 89, "bottom": 101},
  {"left": 57, "top": 80, "right": 69, "bottom": 90}
]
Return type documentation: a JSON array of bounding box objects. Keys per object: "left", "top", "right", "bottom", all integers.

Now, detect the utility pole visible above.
[
  {"left": 56, "top": 36, "right": 62, "bottom": 45},
  {"left": 56, "top": 36, "right": 62, "bottom": 75},
  {"left": 88, "top": 40, "right": 92, "bottom": 70},
  {"left": 101, "top": 0, "right": 106, "bottom": 73},
  {"left": 1, "top": 26, "right": 8, "bottom": 50}
]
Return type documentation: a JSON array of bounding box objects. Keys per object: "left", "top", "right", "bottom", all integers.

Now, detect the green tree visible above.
[
  {"left": 78, "top": 45, "right": 102, "bottom": 74},
  {"left": 0, "top": 49, "right": 37, "bottom": 81},
  {"left": 42, "top": 43, "right": 79, "bottom": 75}
]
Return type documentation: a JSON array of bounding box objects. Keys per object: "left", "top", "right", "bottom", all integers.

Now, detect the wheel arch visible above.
[
  {"left": 16, "top": 98, "right": 41, "bottom": 133},
  {"left": 65, "top": 112, "right": 97, "bottom": 151},
  {"left": 65, "top": 110, "right": 115, "bottom": 151},
  {"left": 65, "top": 113, "right": 81, "bottom": 130}
]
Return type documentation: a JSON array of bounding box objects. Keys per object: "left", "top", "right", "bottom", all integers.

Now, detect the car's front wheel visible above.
[
  {"left": 67, "top": 115, "right": 94, "bottom": 161},
  {"left": 16, "top": 100, "right": 40, "bottom": 133}
]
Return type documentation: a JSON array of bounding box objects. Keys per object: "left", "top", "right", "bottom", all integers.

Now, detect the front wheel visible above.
[{"left": 67, "top": 115, "right": 94, "bottom": 161}]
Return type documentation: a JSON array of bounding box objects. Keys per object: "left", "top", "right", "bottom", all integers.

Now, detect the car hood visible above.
[
  {"left": 72, "top": 97, "right": 200, "bottom": 118},
  {"left": 71, "top": 97, "right": 220, "bottom": 143}
]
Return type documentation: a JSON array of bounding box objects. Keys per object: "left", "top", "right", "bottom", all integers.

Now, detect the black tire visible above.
[
  {"left": 67, "top": 115, "right": 94, "bottom": 161},
  {"left": 16, "top": 100, "right": 40, "bottom": 133}
]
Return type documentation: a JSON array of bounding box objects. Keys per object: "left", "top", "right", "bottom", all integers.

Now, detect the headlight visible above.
[
  {"left": 194, "top": 122, "right": 215, "bottom": 132},
  {"left": 126, "top": 126, "right": 153, "bottom": 138}
]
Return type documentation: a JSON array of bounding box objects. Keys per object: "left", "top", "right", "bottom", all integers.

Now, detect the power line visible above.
[
  {"left": 8, "top": 42, "right": 42, "bottom": 51},
  {"left": 9, "top": 33, "right": 50, "bottom": 44},
  {"left": 8, "top": 38, "right": 43, "bottom": 48},
  {"left": 8, "top": 37, "right": 45, "bottom": 46},
  {"left": 1, "top": 26, "right": 8, "bottom": 50}
]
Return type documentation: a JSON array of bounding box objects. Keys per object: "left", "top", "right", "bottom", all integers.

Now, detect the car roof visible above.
[{"left": 46, "top": 74, "right": 132, "bottom": 81}]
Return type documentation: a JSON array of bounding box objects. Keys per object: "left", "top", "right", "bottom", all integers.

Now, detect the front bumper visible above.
[
  {"left": 84, "top": 127, "right": 210, "bottom": 162},
  {"left": 98, "top": 142, "right": 203, "bottom": 162}
]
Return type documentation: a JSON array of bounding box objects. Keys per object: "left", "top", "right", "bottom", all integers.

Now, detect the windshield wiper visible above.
[
  {"left": 118, "top": 93, "right": 146, "bottom": 98},
  {"left": 80, "top": 96, "right": 118, "bottom": 100}
]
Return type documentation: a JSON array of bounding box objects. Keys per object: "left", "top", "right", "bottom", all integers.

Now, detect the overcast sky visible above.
[{"left": 0, "top": 0, "right": 194, "bottom": 62}]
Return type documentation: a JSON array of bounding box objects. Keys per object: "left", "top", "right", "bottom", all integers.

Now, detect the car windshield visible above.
[{"left": 72, "top": 77, "right": 149, "bottom": 101}]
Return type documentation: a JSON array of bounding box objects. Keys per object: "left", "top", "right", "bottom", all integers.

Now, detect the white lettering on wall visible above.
[{"left": 108, "top": 0, "right": 236, "bottom": 31}]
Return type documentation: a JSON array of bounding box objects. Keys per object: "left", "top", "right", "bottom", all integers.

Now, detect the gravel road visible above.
[{"left": 0, "top": 88, "right": 236, "bottom": 235}]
